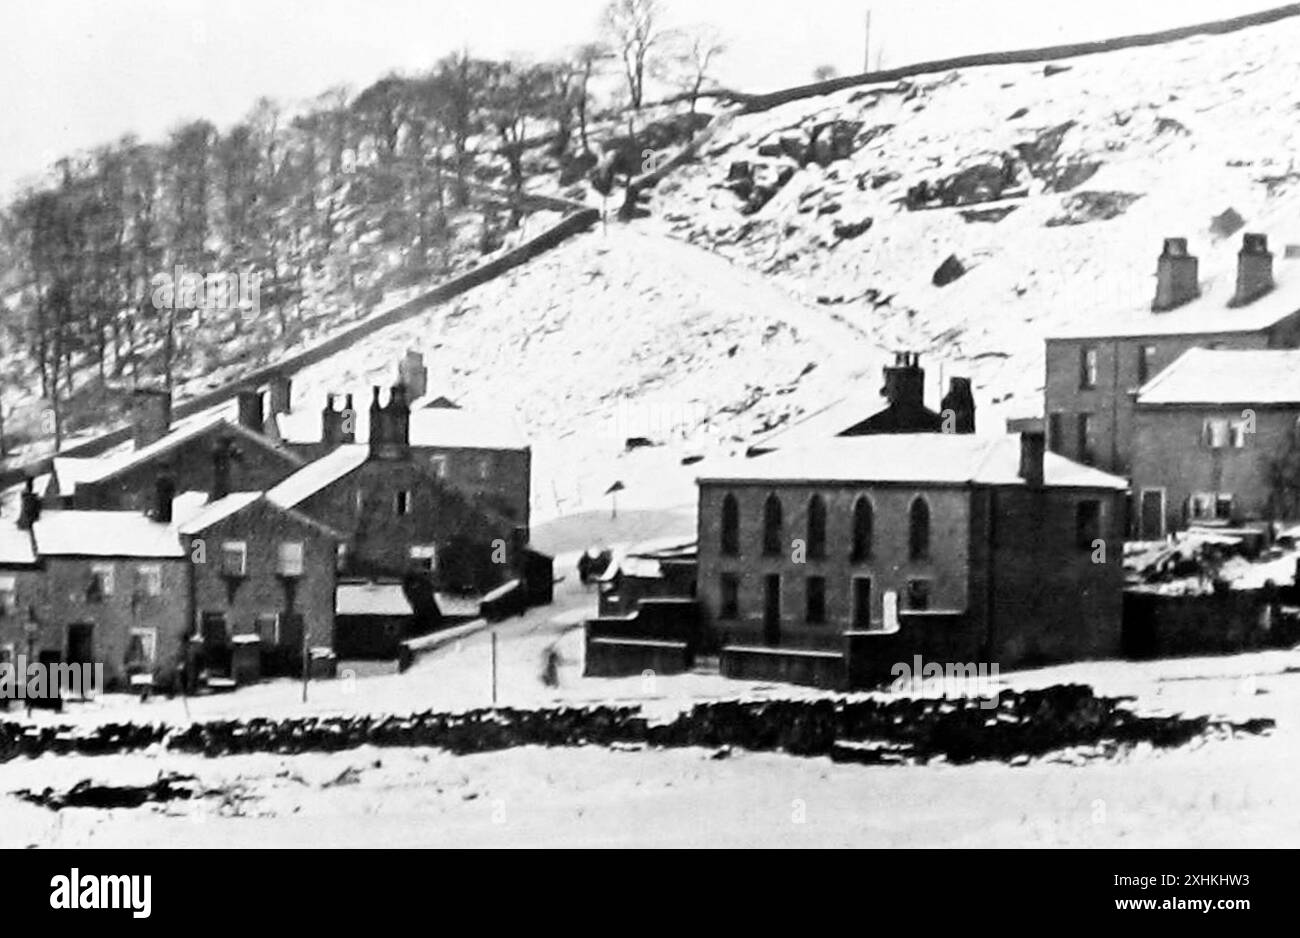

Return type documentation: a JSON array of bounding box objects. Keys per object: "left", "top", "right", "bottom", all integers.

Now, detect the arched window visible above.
[
  {"left": 762, "top": 493, "right": 783, "bottom": 556},
  {"left": 851, "top": 496, "right": 873, "bottom": 561},
  {"left": 909, "top": 496, "right": 931, "bottom": 561},
  {"left": 806, "top": 495, "right": 827, "bottom": 559},
  {"left": 721, "top": 493, "right": 740, "bottom": 556}
]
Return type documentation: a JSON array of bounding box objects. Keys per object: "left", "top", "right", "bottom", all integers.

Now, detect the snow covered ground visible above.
[{"left": 2, "top": 646, "right": 1296, "bottom": 848}]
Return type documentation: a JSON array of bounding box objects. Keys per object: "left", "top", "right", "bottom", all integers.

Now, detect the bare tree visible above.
[
  {"left": 601, "top": 0, "right": 669, "bottom": 111},
  {"left": 671, "top": 24, "right": 726, "bottom": 115}
]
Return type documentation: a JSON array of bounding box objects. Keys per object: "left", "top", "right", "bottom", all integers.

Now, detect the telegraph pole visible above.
[{"left": 864, "top": 9, "right": 872, "bottom": 74}]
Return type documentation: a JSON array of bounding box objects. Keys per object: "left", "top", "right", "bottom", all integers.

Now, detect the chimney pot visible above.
[
  {"left": 236, "top": 387, "right": 264, "bottom": 433},
  {"left": 1019, "top": 431, "right": 1045, "bottom": 488},
  {"left": 1152, "top": 237, "right": 1199, "bottom": 311},
  {"left": 1231, "top": 232, "right": 1274, "bottom": 307},
  {"left": 153, "top": 475, "right": 176, "bottom": 523},
  {"left": 16, "top": 476, "right": 40, "bottom": 530},
  {"left": 131, "top": 387, "right": 172, "bottom": 450},
  {"left": 269, "top": 374, "right": 292, "bottom": 415},
  {"left": 882, "top": 351, "right": 926, "bottom": 410}
]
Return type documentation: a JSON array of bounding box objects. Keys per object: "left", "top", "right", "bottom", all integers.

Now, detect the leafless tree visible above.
[
  {"left": 671, "top": 24, "right": 726, "bottom": 115},
  {"left": 601, "top": 0, "right": 669, "bottom": 111}
]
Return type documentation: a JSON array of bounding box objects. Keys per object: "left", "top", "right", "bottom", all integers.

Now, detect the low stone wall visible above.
[
  {"left": 0, "top": 684, "right": 1273, "bottom": 766},
  {"left": 584, "top": 637, "right": 692, "bottom": 678},
  {"left": 721, "top": 645, "right": 846, "bottom": 690}
]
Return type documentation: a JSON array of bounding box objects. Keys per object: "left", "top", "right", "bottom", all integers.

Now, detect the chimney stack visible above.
[
  {"left": 321, "top": 394, "right": 342, "bottom": 447},
  {"left": 369, "top": 384, "right": 411, "bottom": 459},
  {"left": 398, "top": 350, "right": 428, "bottom": 401},
  {"left": 16, "top": 477, "right": 41, "bottom": 530},
  {"left": 1231, "top": 232, "right": 1274, "bottom": 307},
  {"left": 1018, "top": 430, "right": 1046, "bottom": 488},
  {"left": 210, "top": 437, "right": 238, "bottom": 502},
  {"left": 236, "top": 387, "right": 264, "bottom": 433},
  {"left": 341, "top": 393, "right": 356, "bottom": 444},
  {"left": 131, "top": 387, "right": 172, "bottom": 450},
  {"left": 268, "top": 374, "right": 292, "bottom": 416},
  {"left": 940, "top": 377, "right": 976, "bottom": 434},
  {"left": 1152, "top": 237, "right": 1199, "bottom": 311},
  {"left": 152, "top": 475, "right": 176, "bottom": 523},
  {"left": 881, "top": 351, "right": 926, "bottom": 410}
]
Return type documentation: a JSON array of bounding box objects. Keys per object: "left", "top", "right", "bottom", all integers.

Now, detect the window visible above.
[
  {"left": 720, "top": 573, "right": 740, "bottom": 620},
  {"left": 409, "top": 544, "right": 437, "bottom": 571},
  {"left": 1079, "top": 346, "right": 1098, "bottom": 389},
  {"left": 277, "top": 542, "right": 304, "bottom": 577},
  {"left": 430, "top": 455, "right": 448, "bottom": 478},
  {"left": 909, "top": 497, "right": 931, "bottom": 561},
  {"left": 89, "top": 563, "right": 115, "bottom": 598},
  {"left": 354, "top": 489, "right": 365, "bottom": 513},
  {"left": 395, "top": 490, "right": 411, "bottom": 515},
  {"left": 1216, "top": 494, "right": 1234, "bottom": 519},
  {"left": 221, "top": 541, "right": 247, "bottom": 577},
  {"left": 256, "top": 614, "right": 279, "bottom": 645},
  {"left": 1229, "top": 421, "right": 1248, "bottom": 449},
  {"left": 1077, "top": 413, "right": 1093, "bottom": 464},
  {"left": 136, "top": 565, "right": 162, "bottom": 597},
  {"left": 126, "top": 628, "right": 157, "bottom": 668},
  {"left": 1075, "top": 500, "right": 1102, "bottom": 549},
  {"left": 852, "top": 577, "right": 872, "bottom": 629},
  {"left": 1047, "top": 412, "right": 1064, "bottom": 455},
  {"left": 336, "top": 543, "right": 350, "bottom": 573},
  {"left": 805, "top": 576, "right": 826, "bottom": 623},
  {"left": 1203, "top": 418, "right": 1229, "bottom": 448},
  {"left": 762, "top": 493, "right": 783, "bottom": 556},
  {"left": 851, "top": 496, "right": 873, "bottom": 561},
  {"left": 0, "top": 574, "right": 15, "bottom": 617},
  {"left": 907, "top": 579, "right": 931, "bottom": 611},
  {"left": 1137, "top": 345, "right": 1157, "bottom": 386},
  {"left": 806, "top": 495, "right": 827, "bottom": 560},
  {"left": 720, "top": 493, "right": 740, "bottom": 556},
  {"left": 477, "top": 457, "right": 491, "bottom": 480}
]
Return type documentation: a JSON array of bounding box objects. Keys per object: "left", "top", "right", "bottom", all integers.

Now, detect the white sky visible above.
[{"left": 0, "top": 0, "right": 1280, "bottom": 196}]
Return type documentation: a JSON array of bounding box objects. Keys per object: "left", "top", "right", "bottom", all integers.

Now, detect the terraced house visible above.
[
  {"left": 1044, "top": 233, "right": 1300, "bottom": 484},
  {"left": 695, "top": 431, "right": 1128, "bottom": 689}
]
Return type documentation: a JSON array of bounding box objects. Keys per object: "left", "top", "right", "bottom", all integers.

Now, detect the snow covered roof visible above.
[
  {"left": 272, "top": 399, "right": 527, "bottom": 450},
  {"left": 54, "top": 413, "right": 300, "bottom": 494},
  {"left": 337, "top": 582, "right": 412, "bottom": 617},
  {"left": 0, "top": 521, "right": 37, "bottom": 566},
  {"left": 698, "top": 434, "right": 1128, "bottom": 490},
  {"left": 175, "top": 492, "right": 263, "bottom": 534},
  {"left": 266, "top": 445, "right": 369, "bottom": 509},
  {"left": 1050, "top": 255, "right": 1300, "bottom": 340},
  {"left": 1136, "top": 348, "right": 1300, "bottom": 406},
  {"left": 32, "top": 510, "right": 185, "bottom": 558}
]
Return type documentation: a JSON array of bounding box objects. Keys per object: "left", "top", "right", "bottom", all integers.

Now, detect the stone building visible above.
[
  {"left": 47, "top": 391, "right": 303, "bottom": 511},
  {"left": 1131, "top": 347, "right": 1300, "bottom": 537},
  {"left": 266, "top": 383, "right": 525, "bottom": 593},
  {"left": 1044, "top": 233, "right": 1300, "bottom": 477},
  {"left": 178, "top": 490, "right": 344, "bottom": 679},
  {"left": 694, "top": 431, "right": 1128, "bottom": 689}
]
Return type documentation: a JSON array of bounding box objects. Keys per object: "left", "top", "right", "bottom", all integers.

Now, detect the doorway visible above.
[{"left": 1139, "top": 488, "right": 1165, "bottom": 540}]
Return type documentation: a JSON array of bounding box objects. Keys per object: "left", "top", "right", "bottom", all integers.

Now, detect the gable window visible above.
[
  {"left": 720, "top": 573, "right": 740, "bottom": 620},
  {"left": 136, "top": 565, "right": 162, "bottom": 597},
  {"left": 89, "top": 563, "right": 115, "bottom": 599},
  {"left": 277, "top": 542, "right": 305, "bottom": 577},
  {"left": 762, "top": 493, "right": 783, "bottom": 556},
  {"left": 805, "top": 576, "right": 826, "bottom": 624},
  {"left": 806, "top": 495, "right": 827, "bottom": 560},
  {"left": 909, "top": 497, "right": 931, "bottom": 561},
  {"left": 1079, "top": 346, "right": 1099, "bottom": 390},
  {"left": 221, "top": 541, "right": 248, "bottom": 577},
  {"left": 1075, "top": 500, "right": 1102, "bottom": 550},
  {"left": 720, "top": 493, "right": 740, "bottom": 557},
  {"left": 907, "top": 579, "right": 931, "bottom": 611},
  {"left": 851, "top": 496, "right": 873, "bottom": 562},
  {"left": 395, "top": 490, "right": 411, "bottom": 515}
]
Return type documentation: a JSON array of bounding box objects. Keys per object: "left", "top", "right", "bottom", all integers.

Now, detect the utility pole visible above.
[{"left": 864, "top": 9, "right": 872, "bottom": 74}]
